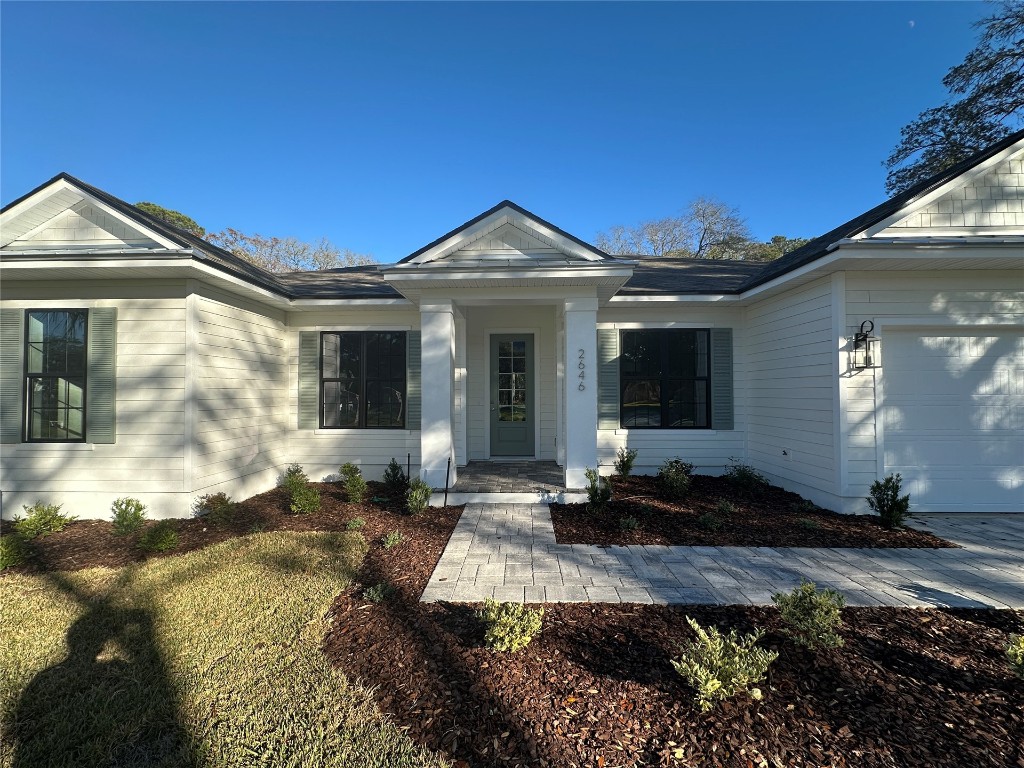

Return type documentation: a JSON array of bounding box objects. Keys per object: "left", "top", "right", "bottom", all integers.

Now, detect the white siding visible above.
[
  {"left": 745, "top": 278, "right": 837, "bottom": 500},
  {"left": 5, "top": 200, "right": 159, "bottom": 251},
  {"left": 286, "top": 309, "right": 421, "bottom": 482},
  {"left": 596, "top": 305, "right": 746, "bottom": 475},
  {"left": 190, "top": 289, "right": 288, "bottom": 500},
  {"left": 0, "top": 281, "right": 189, "bottom": 518},
  {"left": 843, "top": 269, "right": 1024, "bottom": 508}
]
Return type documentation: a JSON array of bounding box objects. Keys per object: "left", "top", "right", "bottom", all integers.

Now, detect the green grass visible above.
[{"left": 0, "top": 531, "right": 450, "bottom": 768}]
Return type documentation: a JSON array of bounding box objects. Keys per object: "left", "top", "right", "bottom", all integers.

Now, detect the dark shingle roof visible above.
[
  {"left": 617, "top": 257, "right": 765, "bottom": 294},
  {"left": 276, "top": 266, "right": 401, "bottom": 298}
]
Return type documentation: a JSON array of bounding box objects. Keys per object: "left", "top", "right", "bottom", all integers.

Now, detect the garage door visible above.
[{"left": 882, "top": 329, "right": 1024, "bottom": 513}]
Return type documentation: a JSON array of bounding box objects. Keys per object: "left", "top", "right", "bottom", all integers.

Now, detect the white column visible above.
[
  {"left": 563, "top": 297, "right": 599, "bottom": 488},
  {"left": 420, "top": 299, "right": 456, "bottom": 488}
]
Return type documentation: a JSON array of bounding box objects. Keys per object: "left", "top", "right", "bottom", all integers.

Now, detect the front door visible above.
[{"left": 490, "top": 334, "right": 534, "bottom": 457}]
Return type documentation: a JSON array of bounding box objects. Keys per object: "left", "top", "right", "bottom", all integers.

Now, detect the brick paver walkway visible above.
[{"left": 421, "top": 503, "right": 1024, "bottom": 608}]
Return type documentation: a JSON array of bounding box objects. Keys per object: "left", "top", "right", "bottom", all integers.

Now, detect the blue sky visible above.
[{"left": 1, "top": 2, "right": 984, "bottom": 263}]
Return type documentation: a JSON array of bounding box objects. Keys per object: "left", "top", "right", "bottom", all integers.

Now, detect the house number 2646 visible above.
[{"left": 578, "top": 349, "right": 586, "bottom": 391}]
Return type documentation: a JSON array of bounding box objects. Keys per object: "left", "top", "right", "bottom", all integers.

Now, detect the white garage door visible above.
[{"left": 882, "top": 329, "right": 1024, "bottom": 513}]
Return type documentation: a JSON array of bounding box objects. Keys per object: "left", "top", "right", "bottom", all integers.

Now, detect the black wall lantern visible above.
[{"left": 851, "top": 320, "right": 878, "bottom": 369}]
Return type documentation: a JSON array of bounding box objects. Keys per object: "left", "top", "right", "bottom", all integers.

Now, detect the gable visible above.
[
  {"left": 874, "top": 148, "right": 1024, "bottom": 237},
  {"left": 445, "top": 221, "right": 573, "bottom": 262},
  {"left": 4, "top": 199, "right": 163, "bottom": 251}
]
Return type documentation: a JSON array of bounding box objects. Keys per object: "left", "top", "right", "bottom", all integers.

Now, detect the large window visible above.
[
  {"left": 25, "top": 309, "right": 88, "bottom": 442},
  {"left": 320, "top": 331, "right": 406, "bottom": 429},
  {"left": 620, "top": 329, "right": 710, "bottom": 429}
]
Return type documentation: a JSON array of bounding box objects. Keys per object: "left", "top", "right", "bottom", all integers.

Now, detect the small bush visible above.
[
  {"left": 618, "top": 515, "right": 641, "bottom": 532},
  {"left": 797, "top": 517, "right": 821, "bottom": 531},
  {"left": 658, "top": 458, "right": 694, "bottom": 501},
  {"left": 716, "top": 500, "right": 736, "bottom": 516},
  {"left": 138, "top": 520, "right": 179, "bottom": 553},
  {"left": 290, "top": 483, "right": 321, "bottom": 515},
  {"left": 0, "top": 535, "right": 30, "bottom": 569},
  {"left": 382, "top": 531, "right": 403, "bottom": 549},
  {"left": 13, "top": 502, "right": 76, "bottom": 540},
  {"left": 346, "top": 517, "right": 365, "bottom": 531},
  {"left": 584, "top": 467, "right": 611, "bottom": 510},
  {"left": 725, "top": 462, "right": 769, "bottom": 499},
  {"left": 363, "top": 582, "right": 395, "bottom": 603},
  {"left": 279, "top": 463, "right": 310, "bottom": 495},
  {"left": 867, "top": 473, "right": 911, "bottom": 529},
  {"left": 697, "top": 512, "right": 722, "bottom": 532},
  {"left": 790, "top": 499, "right": 819, "bottom": 515},
  {"left": 671, "top": 616, "right": 778, "bottom": 712},
  {"left": 382, "top": 458, "right": 409, "bottom": 499},
  {"left": 338, "top": 462, "right": 368, "bottom": 503},
  {"left": 772, "top": 580, "right": 846, "bottom": 649},
  {"left": 406, "top": 478, "right": 432, "bottom": 515},
  {"left": 193, "top": 492, "right": 236, "bottom": 526},
  {"left": 479, "top": 598, "right": 544, "bottom": 653},
  {"left": 1007, "top": 634, "right": 1024, "bottom": 677},
  {"left": 614, "top": 447, "right": 639, "bottom": 476},
  {"left": 110, "top": 497, "right": 147, "bottom": 536}
]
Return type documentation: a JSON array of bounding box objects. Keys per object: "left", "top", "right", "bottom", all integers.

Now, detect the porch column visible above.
[
  {"left": 563, "top": 297, "right": 599, "bottom": 488},
  {"left": 420, "top": 299, "right": 456, "bottom": 488}
]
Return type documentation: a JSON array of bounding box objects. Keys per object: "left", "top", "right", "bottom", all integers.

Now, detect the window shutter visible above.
[
  {"left": 406, "top": 330, "right": 421, "bottom": 430},
  {"left": 86, "top": 308, "right": 117, "bottom": 444},
  {"left": 710, "top": 327, "right": 734, "bottom": 430},
  {"left": 597, "top": 328, "right": 619, "bottom": 430},
  {"left": 0, "top": 309, "right": 24, "bottom": 444},
  {"left": 298, "top": 331, "right": 319, "bottom": 429}
]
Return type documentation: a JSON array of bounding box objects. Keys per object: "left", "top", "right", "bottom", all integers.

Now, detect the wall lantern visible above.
[{"left": 851, "top": 320, "right": 878, "bottom": 369}]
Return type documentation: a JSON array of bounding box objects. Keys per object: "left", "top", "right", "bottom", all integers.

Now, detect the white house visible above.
[{"left": 2, "top": 131, "right": 1022, "bottom": 518}]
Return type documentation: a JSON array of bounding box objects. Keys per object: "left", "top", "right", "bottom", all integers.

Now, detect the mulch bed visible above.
[
  {"left": 1, "top": 481, "right": 463, "bottom": 575},
  {"left": 325, "top": 524, "right": 1024, "bottom": 768},
  {"left": 550, "top": 475, "right": 956, "bottom": 549}
]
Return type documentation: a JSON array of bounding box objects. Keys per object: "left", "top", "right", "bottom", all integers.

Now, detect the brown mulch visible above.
[
  {"left": 1, "top": 481, "right": 463, "bottom": 575},
  {"left": 325, "top": 522, "right": 1024, "bottom": 768},
  {"left": 549, "top": 474, "right": 956, "bottom": 548}
]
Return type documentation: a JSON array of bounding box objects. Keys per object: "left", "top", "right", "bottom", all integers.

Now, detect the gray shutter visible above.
[
  {"left": 298, "top": 331, "right": 319, "bottom": 429},
  {"left": 0, "top": 309, "right": 24, "bottom": 444},
  {"left": 710, "top": 327, "right": 734, "bottom": 430},
  {"left": 86, "top": 308, "right": 117, "bottom": 444},
  {"left": 406, "top": 330, "right": 420, "bottom": 430},
  {"left": 597, "top": 328, "right": 620, "bottom": 430}
]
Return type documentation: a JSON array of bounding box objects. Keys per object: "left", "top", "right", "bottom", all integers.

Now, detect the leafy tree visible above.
[
  {"left": 885, "top": 1, "right": 1024, "bottom": 195},
  {"left": 739, "top": 235, "right": 812, "bottom": 262},
  {"left": 206, "top": 229, "right": 376, "bottom": 272},
  {"left": 134, "top": 202, "right": 205, "bottom": 237},
  {"left": 595, "top": 196, "right": 752, "bottom": 259}
]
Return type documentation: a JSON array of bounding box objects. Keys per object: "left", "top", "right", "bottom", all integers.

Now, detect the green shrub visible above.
[
  {"left": 346, "top": 517, "right": 365, "bottom": 531},
  {"left": 193, "top": 492, "right": 236, "bottom": 526},
  {"left": 1007, "top": 634, "right": 1024, "bottom": 677},
  {"left": 614, "top": 446, "right": 639, "bottom": 476},
  {"left": 138, "top": 520, "right": 179, "bottom": 553},
  {"left": 382, "top": 457, "right": 409, "bottom": 499},
  {"left": 697, "top": 512, "right": 722, "bottom": 532},
  {"left": 618, "top": 515, "right": 640, "bottom": 532},
  {"left": 671, "top": 616, "right": 778, "bottom": 712},
  {"left": 339, "top": 462, "right": 368, "bottom": 503},
  {"left": 13, "top": 502, "right": 76, "bottom": 540},
  {"left": 279, "top": 463, "right": 309, "bottom": 494},
  {"left": 479, "top": 598, "right": 544, "bottom": 653},
  {"left": 658, "top": 458, "right": 694, "bottom": 501},
  {"left": 363, "top": 581, "right": 395, "bottom": 603},
  {"left": 291, "top": 483, "right": 321, "bottom": 515},
  {"left": 797, "top": 517, "right": 821, "bottom": 531},
  {"left": 382, "top": 531, "right": 403, "bottom": 549},
  {"left": 725, "top": 462, "right": 769, "bottom": 499},
  {"left": 110, "top": 497, "right": 147, "bottom": 535},
  {"left": 716, "top": 500, "right": 736, "bottom": 516},
  {"left": 0, "top": 534, "right": 30, "bottom": 569},
  {"left": 406, "top": 478, "right": 432, "bottom": 515},
  {"left": 790, "top": 499, "right": 819, "bottom": 515},
  {"left": 867, "top": 473, "right": 911, "bottom": 529},
  {"left": 772, "top": 580, "right": 846, "bottom": 649},
  {"left": 584, "top": 467, "right": 611, "bottom": 510}
]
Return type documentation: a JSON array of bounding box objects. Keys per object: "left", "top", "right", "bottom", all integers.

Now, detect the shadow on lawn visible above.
[{"left": 8, "top": 572, "right": 197, "bottom": 768}]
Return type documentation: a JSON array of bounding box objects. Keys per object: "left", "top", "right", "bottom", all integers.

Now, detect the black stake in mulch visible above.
[
  {"left": 407, "top": 453, "right": 411, "bottom": 484},
  {"left": 443, "top": 456, "right": 451, "bottom": 507}
]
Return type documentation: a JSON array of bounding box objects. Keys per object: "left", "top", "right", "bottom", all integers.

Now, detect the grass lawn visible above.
[{"left": 0, "top": 530, "right": 450, "bottom": 768}]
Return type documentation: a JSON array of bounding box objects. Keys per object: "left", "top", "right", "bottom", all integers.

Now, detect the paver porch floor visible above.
[
  {"left": 450, "top": 461, "right": 565, "bottom": 493},
  {"left": 422, "top": 504, "right": 1024, "bottom": 608}
]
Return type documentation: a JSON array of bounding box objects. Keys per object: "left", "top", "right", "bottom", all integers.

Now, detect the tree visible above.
[
  {"left": 206, "top": 229, "right": 376, "bottom": 272},
  {"left": 595, "top": 197, "right": 752, "bottom": 259},
  {"left": 884, "top": 1, "right": 1024, "bottom": 195},
  {"left": 739, "top": 235, "right": 812, "bottom": 262},
  {"left": 134, "top": 202, "right": 205, "bottom": 237}
]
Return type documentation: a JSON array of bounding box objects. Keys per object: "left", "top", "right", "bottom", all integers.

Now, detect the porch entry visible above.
[{"left": 489, "top": 334, "right": 535, "bottom": 456}]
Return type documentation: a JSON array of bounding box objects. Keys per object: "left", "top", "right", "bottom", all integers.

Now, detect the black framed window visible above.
[
  {"left": 620, "top": 329, "right": 710, "bottom": 429},
  {"left": 320, "top": 331, "right": 406, "bottom": 429},
  {"left": 25, "top": 309, "right": 88, "bottom": 442}
]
